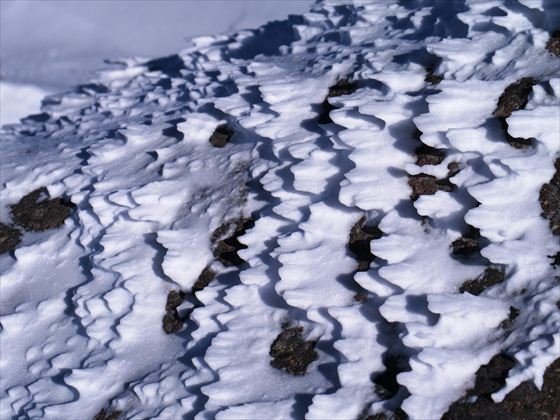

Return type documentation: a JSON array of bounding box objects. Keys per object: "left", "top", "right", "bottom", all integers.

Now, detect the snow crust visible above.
[{"left": 1, "top": 0, "right": 559, "bottom": 419}]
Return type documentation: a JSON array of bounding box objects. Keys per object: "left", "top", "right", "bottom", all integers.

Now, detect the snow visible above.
[
  {"left": 1, "top": 0, "right": 559, "bottom": 419},
  {"left": 0, "top": 82, "right": 50, "bottom": 126}
]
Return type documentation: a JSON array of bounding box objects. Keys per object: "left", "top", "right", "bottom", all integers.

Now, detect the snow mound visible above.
[{"left": 1, "top": 1, "right": 559, "bottom": 419}]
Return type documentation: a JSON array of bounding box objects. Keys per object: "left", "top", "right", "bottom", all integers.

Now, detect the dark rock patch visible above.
[
  {"left": 460, "top": 267, "right": 505, "bottom": 295},
  {"left": 93, "top": 408, "right": 122, "bottom": 420},
  {"left": 10, "top": 188, "right": 74, "bottom": 232},
  {"left": 212, "top": 217, "right": 255, "bottom": 266},
  {"left": 0, "top": 223, "right": 22, "bottom": 254},
  {"left": 499, "top": 306, "right": 519, "bottom": 330},
  {"left": 353, "top": 293, "right": 368, "bottom": 303},
  {"left": 327, "top": 79, "right": 358, "bottom": 98},
  {"left": 414, "top": 144, "right": 446, "bottom": 166},
  {"left": 493, "top": 77, "right": 536, "bottom": 118},
  {"left": 546, "top": 30, "right": 560, "bottom": 57},
  {"left": 373, "top": 354, "right": 410, "bottom": 401},
  {"left": 408, "top": 174, "right": 454, "bottom": 199},
  {"left": 209, "top": 124, "right": 234, "bottom": 148},
  {"left": 192, "top": 266, "right": 216, "bottom": 293},
  {"left": 540, "top": 158, "right": 560, "bottom": 235},
  {"left": 447, "top": 161, "right": 462, "bottom": 177},
  {"left": 349, "top": 217, "right": 382, "bottom": 271},
  {"left": 444, "top": 357, "right": 560, "bottom": 420},
  {"left": 162, "top": 290, "right": 186, "bottom": 334},
  {"left": 452, "top": 227, "right": 480, "bottom": 257},
  {"left": 318, "top": 79, "right": 358, "bottom": 124},
  {"left": 269, "top": 325, "right": 318, "bottom": 376}
]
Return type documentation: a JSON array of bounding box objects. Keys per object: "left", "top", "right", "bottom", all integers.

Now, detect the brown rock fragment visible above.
[
  {"left": 493, "top": 77, "right": 536, "bottom": 118},
  {"left": 269, "top": 326, "right": 318, "bottom": 376},
  {"left": 209, "top": 124, "right": 234, "bottom": 147},
  {"left": 11, "top": 188, "right": 74, "bottom": 232},
  {"left": 0, "top": 223, "right": 21, "bottom": 254}
]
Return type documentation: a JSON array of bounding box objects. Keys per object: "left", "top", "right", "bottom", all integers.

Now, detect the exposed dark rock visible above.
[
  {"left": 452, "top": 228, "right": 480, "bottom": 257},
  {"left": 269, "top": 325, "right": 318, "bottom": 376},
  {"left": 212, "top": 217, "right": 255, "bottom": 266},
  {"left": 349, "top": 217, "right": 382, "bottom": 271},
  {"left": 493, "top": 77, "right": 537, "bottom": 118},
  {"left": 93, "top": 408, "right": 122, "bottom": 420},
  {"left": 460, "top": 267, "right": 505, "bottom": 295},
  {"left": 192, "top": 266, "right": 216, "bottom": 292},
  {"left": 353, "top": 293, "right": 368, "bottom": 303},
  {"left": 327, "top": 79, "right": 358, "bottom": 98},
  {"left": 10, "top": 188, "right": 75, "bottom": 232},
  {"left": 318, "top": 78, "right": 358, "bottom": 124},
  {"left": 540, "top": 158, "right": 560, "bottom": 235},
  {"left": 546, "top": 30, "right": 560, "bottom": 57},
  {"left": 162, "top": 290, "right": 186, "bottom": 334},
  {"left": 408, "top": 174, "right": 454, "bottom": 199},
  {"left": 499, "top": 306, "right": 519, "bottom": 330},
  {"left": 447, "top": 161, "right": 462, "bottom": 177},
  {"left": 209, "top": 124, "right": 234, "bottom": 148},
  {"left": 414, "top": 144, "right": 446, "bottom": 166},
  {"left": 444, "top": 357, "right": 560, "bottom": 420},
  {"left": 0, "top": 223, "right": 22, "bottom": 254}
]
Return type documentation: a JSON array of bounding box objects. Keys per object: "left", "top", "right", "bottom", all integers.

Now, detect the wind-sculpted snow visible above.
[{"left": 1, "top": 0, "right": 559, "bottom": 419}]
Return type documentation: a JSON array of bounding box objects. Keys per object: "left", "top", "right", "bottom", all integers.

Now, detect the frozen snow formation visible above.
[{"left": 1, "top": 1, "right": 559, "bottom": 419}]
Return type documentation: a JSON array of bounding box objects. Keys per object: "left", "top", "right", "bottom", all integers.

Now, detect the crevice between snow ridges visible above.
[{"left": 200, "top": 59, "right": 346, "bottom": 417}]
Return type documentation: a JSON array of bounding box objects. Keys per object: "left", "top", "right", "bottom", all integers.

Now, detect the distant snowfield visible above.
[
  {"left": 0, "top": 0, "right": 311, "bottom": 125},
  {"left": 0, "top": 82, "right": 50, "bottom": 126},
  {"left": 0, "top": 0, "right": 312, "bottom": 89},
  {"left": 1, "top": 1, "right": 559, "bottom": 419}
]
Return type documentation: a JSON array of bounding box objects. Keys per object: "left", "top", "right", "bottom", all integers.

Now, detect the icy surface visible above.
[{"left": 1, "top": 1, "right": 559, "bottom": 419}]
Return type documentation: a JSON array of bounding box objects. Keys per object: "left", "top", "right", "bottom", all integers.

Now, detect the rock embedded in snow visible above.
[
  {"left": 0, "top": 1, "right": 559, "bottom": 419},
  {"left": 0, "top": 223, "right": 21, "bottom": 254},
  {"left": 10, "top": 187, "right": 74, "bottom": 232},
  {"left": 269, "top": 325, "right": 318, "bottom": 376}
]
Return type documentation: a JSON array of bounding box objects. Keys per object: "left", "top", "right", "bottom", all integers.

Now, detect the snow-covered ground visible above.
[{"left": 1, "top": 1, "right": 559, "bottom": 419}]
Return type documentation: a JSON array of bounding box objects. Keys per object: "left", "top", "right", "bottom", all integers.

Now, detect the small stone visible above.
[
  {"left": 192, "top": 266, "right": 216, "bottom": 292},
  {"left": 499, "top": 306, "right": 519, "bottom": 330},
  {"left": 460, "top": 267, "right": 505, "bottom": 295},
  {"left": 415, "top": 144, "right": 446, "bottom": 166},
  {"left": 546, "top": 31, "right": 560, "bottom": 56},
  {"left": 209, "top": 124, "right": 234, "bottom": 147},
  {"left": 93, "top": 408, "right": 122, "bottom": 420},
  {"left": 493, "top": 77, "right": 537, "bottom": 118}
]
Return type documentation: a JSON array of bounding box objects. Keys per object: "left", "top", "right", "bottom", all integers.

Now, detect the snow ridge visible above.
[{"left": 1, "top": 1, "right": 559, "bottom": 419}]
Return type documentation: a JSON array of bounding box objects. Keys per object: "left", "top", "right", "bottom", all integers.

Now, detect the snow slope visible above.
[{"left": 1, "top": 1, "right": 559, "bottom": 419}]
